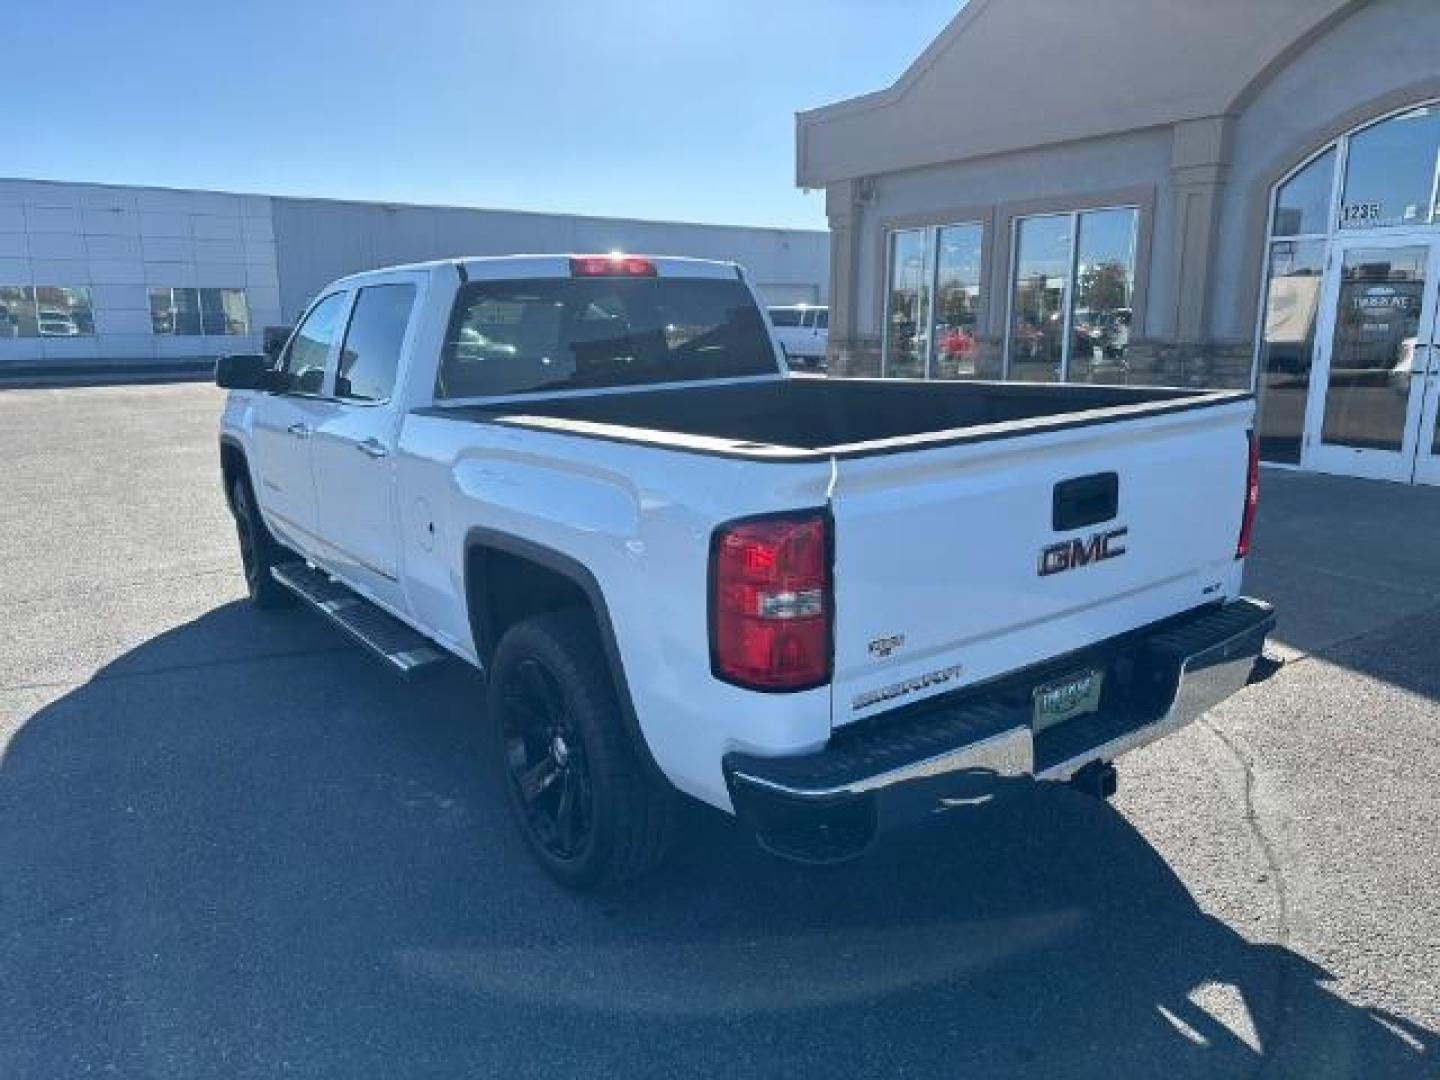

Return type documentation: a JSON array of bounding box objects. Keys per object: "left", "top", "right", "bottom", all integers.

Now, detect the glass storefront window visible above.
[
  {"left": 0, "top": 286, "right": 37, "bottom": 338},
  {"left": 0, "top": 285, "right": 93, "bottom": 337},
  {"left": 1273, "top": 148, "right": 1335, "bottom": 237},
  {"left": 881, "top": 222, "right": 986, "bottom": 380},
  {"left": 150, "top": 287, "right": 249, "bottom": 336},
  {"left": 1007, "top": 214, "right": 1070, "bottom": 383},
  {"left": 1254, "top": 241, "right": 1326, "bottom": 464},
  {"left": 930, "top": 223, "right": 983, "bottom": 379},
  {"left": 200, "top": 288, "right": 250, "bottom": 335},
  {"left": 1070, "top": 209, "right": 1138, "bottom": 385},
  {"left": 1006, "top": 207, "right": 1138, "bottom": 383},
  {"left": 883, "top": 229, "right": 930, "bottom": 377},
  {"left": 1340, "top": 106, "right": 1440, "bottom": 230}
]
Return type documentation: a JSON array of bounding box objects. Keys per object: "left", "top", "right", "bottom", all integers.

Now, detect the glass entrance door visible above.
[
  {"left": 1414, "top": 343, "right": 1440, "bottom": 485},
  {"left": 1304, "top": 238, "right": 1440, "bottom": 484}
]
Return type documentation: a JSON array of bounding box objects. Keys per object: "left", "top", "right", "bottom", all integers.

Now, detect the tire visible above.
[
  {"left": 230, "top": 474, "right": 295, "bottom": 610},
  {"left": 489, "top": 610, "right": 677, "bottom": 889}
]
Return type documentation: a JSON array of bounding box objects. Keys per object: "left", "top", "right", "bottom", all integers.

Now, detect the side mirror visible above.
[{"left": 216, "top": 353, "right": 284, "bottom": 391}]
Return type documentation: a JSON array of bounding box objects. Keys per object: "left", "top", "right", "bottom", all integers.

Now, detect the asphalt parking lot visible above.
[{"left": 1, "top": 381, "right": 1436, "bottom": 1078}]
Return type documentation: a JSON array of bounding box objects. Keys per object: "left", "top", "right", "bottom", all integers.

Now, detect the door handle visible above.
[
  {"left": 287, "top": 422, "right": 311, "bottom": 439},
  {"left": 355, "top": 437, "right": 389, "bottom": 459}
]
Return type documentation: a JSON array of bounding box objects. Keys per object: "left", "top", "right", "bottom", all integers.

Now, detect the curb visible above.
[{"left": 0, "top": 360, "right": 214, "bottom": 390}]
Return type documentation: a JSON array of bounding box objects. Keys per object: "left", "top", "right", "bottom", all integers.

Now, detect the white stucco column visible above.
[
  {"left": 824, "top": 179, "right": 865, "bottom": 374},
  {"left": 1169, "top": 116, "right": 1235, "bottom": 345}
]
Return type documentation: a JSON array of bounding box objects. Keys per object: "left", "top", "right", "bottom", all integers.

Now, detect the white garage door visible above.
[{"left": 755, "top": 283, "right": 819, "bottom": 307}]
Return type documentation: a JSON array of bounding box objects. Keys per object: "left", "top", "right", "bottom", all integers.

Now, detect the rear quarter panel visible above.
[{"left": 394, "top": 416, "right": 836, "bottom": 811}]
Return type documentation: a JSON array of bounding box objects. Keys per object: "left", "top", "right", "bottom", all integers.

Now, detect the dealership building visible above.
[
  {"left": 801, "top": 0, "right": 1440, "bottom": 486},
  {"left": 0, "top": 178, "right": 827, "bottom": 376}
]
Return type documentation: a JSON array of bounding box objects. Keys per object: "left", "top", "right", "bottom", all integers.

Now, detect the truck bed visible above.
[{"left": 430, "top": 377, "right": 1248, "bottom": 460}]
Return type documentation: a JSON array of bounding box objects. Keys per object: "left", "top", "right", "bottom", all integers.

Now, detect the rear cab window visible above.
[{"left": 437, "top": 276, "right": 778, "bottom": 399}]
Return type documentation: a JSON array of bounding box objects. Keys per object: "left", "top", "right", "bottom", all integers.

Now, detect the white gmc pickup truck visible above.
[{"left": 216, "top": 253, "right": 1275, "bottom": 888}]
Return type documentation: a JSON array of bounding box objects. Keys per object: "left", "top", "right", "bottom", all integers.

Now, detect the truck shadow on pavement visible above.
[{"left": 1, "top": 602, "right": 1433, "bottom": 1078}]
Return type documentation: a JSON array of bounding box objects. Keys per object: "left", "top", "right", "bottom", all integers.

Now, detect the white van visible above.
[{"left": 767, "top": 305, "right": 828, "bottom": 369}]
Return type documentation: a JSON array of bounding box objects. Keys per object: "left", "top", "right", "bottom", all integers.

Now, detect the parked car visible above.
[
  {"left": 1098, "top": 307, "right": 1133, "bottom": 359},
  {"left": 216, "top": 253, "right": 1275, "bottom": 889},
  {"left": 767, "top": 304, "right": 827, "bottom": 369},
  {"left": 1389, "top": 336, "right": 1436, "bottom": 393},
  {"left": 933, "top": 323, "right": 978, "bottom": 377},
  {"left": 37, "top": 309, "right": 79, "bottom": 336}
]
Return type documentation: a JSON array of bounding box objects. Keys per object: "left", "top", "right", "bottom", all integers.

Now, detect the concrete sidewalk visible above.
[{"left": 1245, "top": 468, "right": 1440, "bottom": 659}]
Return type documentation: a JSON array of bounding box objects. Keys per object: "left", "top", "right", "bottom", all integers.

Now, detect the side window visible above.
[
  {"left": 336, "top": 284, "right": 417, "bottom": 402},
  {"left": 280, "top": 292, "right": 347, "bottom": 395},
  {"left": 815, "top": 309, "right": 829, "bottom": 330}
]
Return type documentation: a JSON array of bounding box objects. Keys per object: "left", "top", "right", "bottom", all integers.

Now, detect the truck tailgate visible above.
[{"left": 827, "top": 399, "right": 1253, "bottom": 729}]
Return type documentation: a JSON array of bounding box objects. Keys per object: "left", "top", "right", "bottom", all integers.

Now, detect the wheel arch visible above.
[
  {"left": 218, "top": 434, "right": 250, "bottom": 515},
  {"left": 462, "top": 527, "right": 664, "bottom": 782}
]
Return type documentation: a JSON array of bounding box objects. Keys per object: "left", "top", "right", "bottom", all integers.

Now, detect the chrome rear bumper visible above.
[{"left": 724, "top": 597, "right": 1276, "bottom": 862}]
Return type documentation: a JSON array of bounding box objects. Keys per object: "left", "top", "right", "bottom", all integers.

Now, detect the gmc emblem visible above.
[{"left": 1039, "top": 527, "right": 1128, "bottom": 577}]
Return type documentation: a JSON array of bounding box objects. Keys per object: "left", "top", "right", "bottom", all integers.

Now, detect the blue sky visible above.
[{"left": 7, "top": 1, "right": 959, "bottom": 229}]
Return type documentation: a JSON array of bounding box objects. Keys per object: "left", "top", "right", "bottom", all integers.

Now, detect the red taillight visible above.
[
  {"left": 569, "top": 254, "right": 657, "bottom": 277},
  {"left": 710, "top": 512, "right": 831, "bottom": 691},
  {"left": 1237, "top": 429, "right": 1260, "bottom": 559}
]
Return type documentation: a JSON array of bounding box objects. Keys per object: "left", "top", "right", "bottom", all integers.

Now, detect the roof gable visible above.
[{"left": 798, "top": 0, "right": 1363, "bottom": 186}]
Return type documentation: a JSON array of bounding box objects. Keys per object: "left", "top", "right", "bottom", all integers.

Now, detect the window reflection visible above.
[
  {"left": 1321, "top": 247, "right": 1427, "bottom": 452},
  {"left": 1255, "top": 241, "right": 1326, "bottom": 464},
  {"left": 0, "top": 285, "right": 93, "bottom": 337},
  {"left": 336, "top": 284, "right": 416, "bottom": 402},
  {"left": 882, "top": 222, "right": 988, "bottom": 381},
  {"left": 930, "top": 223, "right": 983, "bottom": 380},
  {"left": 884, "top": 229, "right": 930, "bottom": 377},
  {"left": 149, "top": 287, "right": 249, "bottom": 336},
  {"left": 1434, "top": 379, "right": 1440, "bottom": 456},
  {"left": 1007, "top": 208, "right": 1139, "bottom": 384},
  {"left": 1273, "top": 148, "right": 1335, "bottom": 237},
  {"left": 1069, "top": 209, "right": 1138, "bottom": 384},
  {"left": 0, "top": 286, "right": 35, "bottom": 337},
  {"left": 1340, "top": 106, "right": 1440, "bottom": 229},
  {"left": 1008, "top": 215, "right": 1070, "bottom": 383}
]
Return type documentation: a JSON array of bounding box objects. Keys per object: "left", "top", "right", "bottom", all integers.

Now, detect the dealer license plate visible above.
[{"left": 1032, "top": 667, "right": 1104, "bottom": 732}]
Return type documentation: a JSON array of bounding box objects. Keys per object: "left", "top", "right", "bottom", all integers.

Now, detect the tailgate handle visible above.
[{"left": 1053, "top": 472, "right": 1118, "bottom": 532}]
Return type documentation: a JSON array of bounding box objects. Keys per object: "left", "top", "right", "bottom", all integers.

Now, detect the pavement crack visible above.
[
  {"left": 1198, "top": 713, "right": 1300, "bottom": 1080},
  {"left": 1199, "top": 715, "right": 1291, "bottom": 939}
]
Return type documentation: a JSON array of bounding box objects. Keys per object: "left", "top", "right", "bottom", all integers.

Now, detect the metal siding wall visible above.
[
  {"left": 0, "top": 179, "right": 282, "bottom": 365},
  {"left": 271, "top": 198, "right": 828, "bottom": 321}
]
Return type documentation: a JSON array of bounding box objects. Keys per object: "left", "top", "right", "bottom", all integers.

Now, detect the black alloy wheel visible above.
[
  {"left": 498, "top": 656, "right": 595, "bottom": 862},
  {"left": 487, "top": 611, "right": 677, "bottom": 888},
  {"left": 234, "top": 479, "right": 261, "bottom": 592},
  {"left": 230, "top": 476, "right": 293, "bottom": 609}
]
